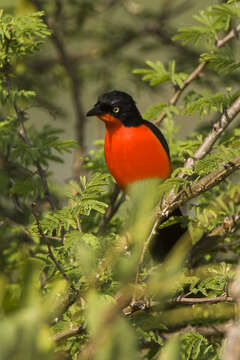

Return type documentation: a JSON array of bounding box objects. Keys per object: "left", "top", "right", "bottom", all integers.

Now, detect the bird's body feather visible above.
[{"left": 104, "top": 120, "right": 171, "bottom": 190}]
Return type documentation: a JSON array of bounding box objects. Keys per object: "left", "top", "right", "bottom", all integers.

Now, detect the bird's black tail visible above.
[{"left": 149, "top": 208, "right": 186, "bottom": 262}]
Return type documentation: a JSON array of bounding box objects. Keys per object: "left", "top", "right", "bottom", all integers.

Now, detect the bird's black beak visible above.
[{"left": 86, "top": 103, "right": 103, "bottom": 117}]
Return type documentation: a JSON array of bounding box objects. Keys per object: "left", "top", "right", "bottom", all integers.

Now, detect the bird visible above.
[{"left": 86, "top": 90, "right": 185, "bottom": 261}]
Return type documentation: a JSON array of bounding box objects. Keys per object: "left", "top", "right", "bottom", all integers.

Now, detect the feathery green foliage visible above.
[
  {"left": 133, "top": 60, "right": 188, "bottom": 88},
  {"left": 1, "top": 2, "right": 240, "bottom": 360}
]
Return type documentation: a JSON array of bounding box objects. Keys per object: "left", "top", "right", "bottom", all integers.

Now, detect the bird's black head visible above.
[{"left": 86, "top": 90, "right": 143, "bottom": 126}]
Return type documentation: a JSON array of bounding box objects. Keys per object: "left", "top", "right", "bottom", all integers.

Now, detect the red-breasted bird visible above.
[{"left": 87, "top": 90, "right": 185, "bottom": 260}]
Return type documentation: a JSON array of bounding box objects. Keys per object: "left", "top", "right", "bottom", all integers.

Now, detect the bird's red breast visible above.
[{"left": 100, "top": 114, "right": 172, "bottom": 190}]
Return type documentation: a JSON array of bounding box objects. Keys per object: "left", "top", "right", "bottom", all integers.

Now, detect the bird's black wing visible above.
[{"left": 142, "top": 120, "right": 170, "bottom": 159}]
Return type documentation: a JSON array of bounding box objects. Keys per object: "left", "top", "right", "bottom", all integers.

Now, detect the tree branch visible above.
[
  {"left": 161, "top": 156, "right": 240, "bottom": 217},
  {"left": 156, "top": 24, "right": 240, "bottom": 125},
  {"left": 184, "top": 96, "right": 240, "bottom": 170},
  {"left": 135, "top": 86, "right": 240, "bottom": 280},
  {"left": 172, "top": 295, "right": 234, "bottom": 305},
  {"left": 53, "top": 324, "right": 86, "bottom": 343},
  {"left": 135, "top": 155, "right": 240, "bottom": 279},
  {"left": 132, "top": 302, "right": 235, "bottom": 331}
]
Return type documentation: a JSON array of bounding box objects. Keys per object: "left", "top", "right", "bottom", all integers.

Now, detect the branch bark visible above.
[
  {"left": 184, "top": 96, "right": 240, "bottom": 170},
  {"left": 53, "top": 325, "right": 86, "bottom": 343},
  {"left": 172, "top": 295, "right": 234, "bottom": 305}
]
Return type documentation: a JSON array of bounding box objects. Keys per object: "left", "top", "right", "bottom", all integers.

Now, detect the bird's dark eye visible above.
[{"left": 113, "top": 106, "right": 120, "bottom": 113}]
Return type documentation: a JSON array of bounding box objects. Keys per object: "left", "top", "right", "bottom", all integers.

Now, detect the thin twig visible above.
[
  {"left": 76, "top": 213, "right": 82, "bottom": 232},
  {"left": 32, "top": 205, "right": 79, "bottom": 294},
  {"left": 172, "top": 295, "right": 234, "bottom": 305},
  {"left": 156, "top": 24, "right": 240, "bottom": 125},
  {"left": 184, "top": 96, "right": 240, "bottom": 171},
  {"left": 128, "top": 294, "right": 234, "bottom": 316}
]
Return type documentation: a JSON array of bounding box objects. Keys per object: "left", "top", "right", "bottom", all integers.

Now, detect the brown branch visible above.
[
  {"left": 135, "top": 155, "right": 240, "bottom": 279},
  {"left": 173, "top": 295, "right": 234, "bottom": 305},
  {"left": 52, "top": 288, "right": 80, "bottom": 325},
  {"left": 155, "top": 24, "right": 240, "bottom": 125},
  {"left": 53, "top": 324, "right": 86, "bottom": 343},
  {"left": 161, "top": 156, "right": 240, "bottom": 216},
  {"left": 184, "top": 96, "right": 240, "bottom": 170}
]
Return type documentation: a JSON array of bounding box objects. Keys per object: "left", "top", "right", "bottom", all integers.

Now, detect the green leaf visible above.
[
  {"left": 133, "top": 60, "right": 170, "bottom": 86},
  {"left": 200, "top": 48, "right": 240, "bottom": 74},
  {"left": 133, "top": 60, "right": 187, "bottom": 88},
  {"left": 183, "top": 89, "right": 240, "bottom": 117},
  {"left": 180, "top": 332, "right": 217, "bottom": 360}
]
